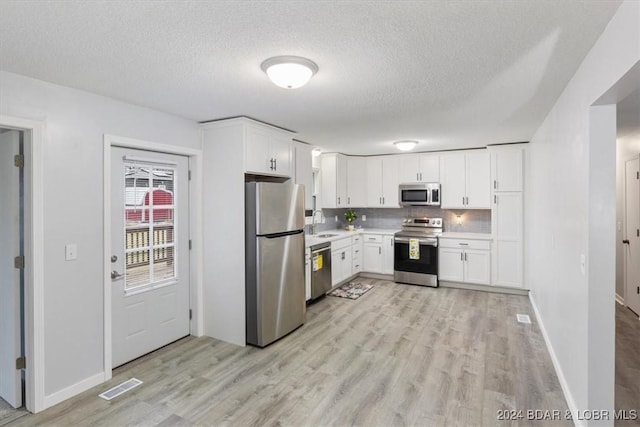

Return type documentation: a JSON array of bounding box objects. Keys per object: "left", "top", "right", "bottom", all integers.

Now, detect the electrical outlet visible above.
[
  {"left": 362, "top": 215, "right": 367, "bottom": 221},
  {"left": 65, "top": 244, "right": 77, "bottom": 261},
  {"left": 335, "top": 215, "right": 338, "bottom": 222}
]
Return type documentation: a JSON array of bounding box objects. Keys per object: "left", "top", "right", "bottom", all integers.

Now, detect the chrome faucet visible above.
[{"left": 311, "top": 210, "right": 323, "bottom": 235}]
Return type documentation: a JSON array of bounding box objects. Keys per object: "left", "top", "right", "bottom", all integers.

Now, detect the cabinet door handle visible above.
[
  {"left": 342, "top": 251, "right": 345, "bottom": 260},
  {"left": 269, "top": 158, "right": 274, "bottom": 170},
  {"left": 274, "top": 158, "right": 277, "bottom": 170},
  {"left": 462, "top": 196, "right": 465, "bottom": 206},
  {"left": 465, "top": 196, "right": 469, "bottom": 205},
  {"left": 494, "top": 195, "right": 497, "bottom": 204},
  {"left": 348, "top": 197, "right": 350, "bottom": 204},
  {"left": 493, "top": 180, "right": 497, "bottom": 189},
  {"left": 379, "top": 197, "right": 382, "bottom": 205},
  {"left": 417, "top": 172, "right": 420, "bottom": 181},
  {"left": 464, "top": 252, "right": 467, "bottom": 261},
  {"left": 338, "top": 197, "right": 341, "bottom": 205},
  {"left": 379, "top": 247, "right": 381, "bottom": 255},
  {"left": 382, "top": 196, "right": 385, "bottom": 205},
  {"left": 460, "top": 252, "right": 463, "bottom": 261}
]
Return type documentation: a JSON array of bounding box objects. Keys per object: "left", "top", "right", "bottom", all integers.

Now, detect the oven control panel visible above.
[{"left": 402, "top": 217, "right": 442, "bottom": 228}]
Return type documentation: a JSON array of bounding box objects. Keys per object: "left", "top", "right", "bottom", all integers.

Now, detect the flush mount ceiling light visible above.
[
  {"left": 311, "top": 147, "right": 322, "bottom": 157},
  {"left": 393, "top": 140, "right": 418, "bottom": 151},
  {"left": 261, "top": 56, "right": 319, "bottom": 89}
]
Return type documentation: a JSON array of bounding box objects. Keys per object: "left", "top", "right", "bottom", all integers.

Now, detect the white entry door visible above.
[
  {"left": 624, "top": 158, "right": 640, "bottom": 316},
  {"left": 111, "top": 147, "right": 190, "bottom": 368},
  {"left": 0, "top": 129, "right": 22, "bottom": 408}
]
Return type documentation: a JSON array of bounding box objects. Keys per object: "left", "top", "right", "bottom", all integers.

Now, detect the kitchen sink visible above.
[{"left": 315, "top": 233, "right": 338, "bottom": 238}]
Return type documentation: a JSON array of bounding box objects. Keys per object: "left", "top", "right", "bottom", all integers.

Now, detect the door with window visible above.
[{"left": 111, "top": 147, "right": 190, "bottom": 368}]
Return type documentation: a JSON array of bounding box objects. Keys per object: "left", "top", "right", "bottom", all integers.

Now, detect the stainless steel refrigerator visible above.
[{"left": 245, "top": 182, "right": 306, "bottom": 347}]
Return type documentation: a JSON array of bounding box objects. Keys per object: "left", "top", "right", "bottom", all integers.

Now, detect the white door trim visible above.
[
  {"left": 103, "top": 134, "right": 203, "bottom": 380},
  {"left": 0, "top": 115, "right": 45, "bottom": 413}
]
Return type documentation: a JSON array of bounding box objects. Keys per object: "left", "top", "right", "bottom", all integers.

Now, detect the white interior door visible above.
[
  {"left": 624, "top": 158, "right": 640, "bottom": 316},
  {"left": 111, "top": 147, "right": 190, "bottom": 368},
  {"left": 0, "top": 129, "right": 23, "bottom": 408}
]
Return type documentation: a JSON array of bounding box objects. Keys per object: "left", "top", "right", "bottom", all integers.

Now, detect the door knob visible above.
[
  {"left": 623, "top": 240, "right": 630, "bottom": 244},
  {"left": 111, "top": 270, "right": 124, "bottom": 279}
]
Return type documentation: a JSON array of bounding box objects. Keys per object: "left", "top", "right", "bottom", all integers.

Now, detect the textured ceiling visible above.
[{"left": 0, "top": 0, "right": 623, "bottom": 155}]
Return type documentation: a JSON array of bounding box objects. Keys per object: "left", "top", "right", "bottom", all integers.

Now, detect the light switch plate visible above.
[
  {"left": 362, "top": 215, "right": 367, "bottom": 221},
  {"left": 65, "top": 244, "right": 77, "bottom": 261}
]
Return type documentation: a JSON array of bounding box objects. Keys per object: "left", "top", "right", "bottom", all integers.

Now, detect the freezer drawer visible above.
[{"left": 246, "top": 232, "right": 306, "bottom": 347}]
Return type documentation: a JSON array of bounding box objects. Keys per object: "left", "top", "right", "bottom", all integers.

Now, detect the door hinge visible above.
[
  {"left": 189, "top": 239, "right": 192, "bottom": 250},
  {"left": 188, "top": 170, "right": 192, "bottom": 181},
  {"left": 637, "top": 286, "right": 639, "bottom": 295},
  {"left": 14, "top": 256, "right": 25, "bottom": 269},
  {"left": 637, "top": 171, "right": 639, "bottom": 179},
  {"left": 14, "top": 154, "right": 24, "bottom": 168},
  {"left": 16, "top": 356, "right": 25, "bottom": 370},
  {"left": 189, "top": 309, "right": 192, "bottom": 320},
  {"left": 637, "top": 229, "right": 639, "bottom": 237}
]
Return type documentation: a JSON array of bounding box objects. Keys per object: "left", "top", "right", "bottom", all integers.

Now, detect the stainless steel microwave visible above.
[{"left": 399, "top": 183, "right": 441, "bottom": 206}]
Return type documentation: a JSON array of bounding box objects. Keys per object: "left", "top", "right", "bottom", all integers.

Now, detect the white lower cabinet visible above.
[
  {"left": 382, "top": 235, "right": 394, "bottom": 275},
  {"left": 305, "top": 247, "right": 311, "bottom": 301},
  {"left": 331, "top": 237, "right": 354, "bottom": 286},
  {"left": 438, "top": 238, "right": 491, "bottom": 285},
  {"left": 352, "top": 235, "right": 363, "bottom": 274},
  {"left": 361, "top": 234, "right": 395, "bottom": 274},
  {"left": 362, "top": 234, "right": 383, "bottom": 274}
]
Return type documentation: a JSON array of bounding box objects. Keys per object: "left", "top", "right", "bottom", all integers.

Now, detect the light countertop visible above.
[
  {"left": 439, "top": 232, "right": 493, "bottom": 240},
  {"left": 305, "top": 228, "right": 399, "bottom": 248}
]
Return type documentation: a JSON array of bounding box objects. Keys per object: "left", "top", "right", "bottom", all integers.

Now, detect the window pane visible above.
[
  {"left": 126, "top": 225, "right": 150, "bottom": 250},
  {"left": 126, "top": 250, "right": 150, "bottom": 288},
  {"left": 154, "top": 247, "right": 175, "bottom": 281},
  {"left": 153, "top": 224, "right": 174, "bottom": 245},
  {"left": 123, "top": 162, "right": 178, "bottom": 290}
]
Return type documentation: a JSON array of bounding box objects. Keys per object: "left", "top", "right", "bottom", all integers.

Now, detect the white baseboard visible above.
[
  {"left": 615, "top": 293, "right": 624, "bottom": 305},
  {"left": 529, "top": 294, "right": 582, "bottom": 427},
  {"left": 42, "top": 372, "right": 104, "bottom": 410}
]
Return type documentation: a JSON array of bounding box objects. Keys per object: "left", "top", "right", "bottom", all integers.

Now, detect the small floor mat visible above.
[{"left": 328, "top": 282, "right": 374, "bottom": 300}]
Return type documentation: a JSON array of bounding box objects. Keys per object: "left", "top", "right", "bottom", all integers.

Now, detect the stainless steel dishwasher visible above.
[{"left": 310, "top": 242, "right": 332, "bottom": 299}]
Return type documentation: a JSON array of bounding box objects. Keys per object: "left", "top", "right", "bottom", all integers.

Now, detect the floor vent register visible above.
[
  {"left": 516, "top": 314, "right": 531, "bottom": 324},
  {"left": 99, "top": 378, "right": 143, "bottom": 401}
]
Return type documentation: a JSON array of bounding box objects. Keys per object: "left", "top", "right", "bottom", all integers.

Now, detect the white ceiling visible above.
[{"left": 0, "top": 0, "right": 623, "bottom": 155}]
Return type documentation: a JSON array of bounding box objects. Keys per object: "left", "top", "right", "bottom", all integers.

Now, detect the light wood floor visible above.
[
  {"left": 615, "top": 303, "right": 640, "bottom": 426},
  {"left": 0, "top": 398, "right": 27, "bottom": 427},
  {"left": 11, "top": 279, "right": 571, "bottom": 427}
]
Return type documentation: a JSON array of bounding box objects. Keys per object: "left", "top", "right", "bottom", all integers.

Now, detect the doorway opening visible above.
[
  {"left": 0, "top": 127, "right": 28, "bottom": 425},
  {"left": 615, "top": 88, "right": 640, "bottom": 416}
]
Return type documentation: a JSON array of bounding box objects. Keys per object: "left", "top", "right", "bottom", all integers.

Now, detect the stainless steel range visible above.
[{"left": 393, "top": 217, "right": 443, "bottom": 287}]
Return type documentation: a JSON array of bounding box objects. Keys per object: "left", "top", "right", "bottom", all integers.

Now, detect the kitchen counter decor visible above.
[{"left": 344, "top": 208, "right": 357, "bottom": 231}]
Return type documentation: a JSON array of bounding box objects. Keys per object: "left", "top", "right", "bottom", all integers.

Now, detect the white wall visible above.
[
  {"left": 0, "top": 71, "right": 200, "bottom": 404},
  {"left": 525, "top": 0, "right": 639, "bottom": 424}
]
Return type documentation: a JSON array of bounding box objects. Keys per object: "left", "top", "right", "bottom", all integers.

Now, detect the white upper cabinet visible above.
[
  {"left": 366, "top": 156, "right": 400, "bottom": 207},
  {"left": 245, "top": 125, "right": 292, "bottom": 177},
  {"left": 293, "top": 142, "right": 314, "bottom": 211},
  {"left": 320, "top": 153, "right": 347, "bottom": 208},
  {"left": 440, "top": 150, "right": 490, "bottom": 209},
  {"left": 491, "top": 146, "right": 523, "bottom": 192},
  {"left": 398, "top": 153, "right": 440, "bottom": 183},
  {"left": 346, "top": 156, "right": 367, "bottom": 207}
]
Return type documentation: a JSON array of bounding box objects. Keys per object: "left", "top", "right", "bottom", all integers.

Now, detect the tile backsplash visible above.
[{"left": 314, "top": 207, "right": 491, "bottom": 234}]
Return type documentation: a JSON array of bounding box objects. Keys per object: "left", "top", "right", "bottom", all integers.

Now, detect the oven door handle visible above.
[{"left": 394, "top": 237, "right": 438, "bottom": 246}]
